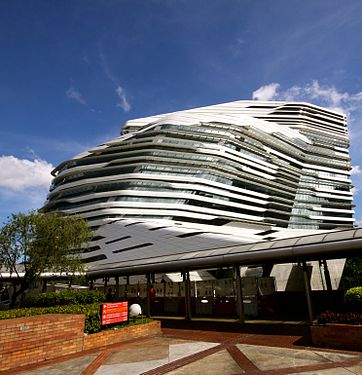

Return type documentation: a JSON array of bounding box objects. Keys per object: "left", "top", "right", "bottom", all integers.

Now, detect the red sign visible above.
[{"left": 101, "top": 301, "right": 128, "bottom": 325}]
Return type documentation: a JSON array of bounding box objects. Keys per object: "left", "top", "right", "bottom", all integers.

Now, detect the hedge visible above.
[
  {"left": 0, "top": 302, "right": 152, "bottom": 333},
  {"left": 317, "top": 310, "right": 362, "bottom": 325},
  {"left": 0, "top": 303, "right": 102, "bottom": 333},
  {"left": 344, "top": 286, "right": 362, "bottom": 310},
  {"left": 22, "top": 289, "right": 105, "bottom": 308}
]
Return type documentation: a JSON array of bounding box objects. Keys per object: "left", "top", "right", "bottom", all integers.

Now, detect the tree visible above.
[
  {"left": 343, "top": 256, "right": 362, "bottom": 289},
  {"left": 0, "top": 211, "right": 90, "bottom": 307}
]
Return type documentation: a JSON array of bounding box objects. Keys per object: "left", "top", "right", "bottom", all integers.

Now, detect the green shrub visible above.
[
  {"left": 106, "top": 317, "right": 154, "bottom": 330},
  {"left": 23, "top": 289, "right": 105, "bottom": 308},
  {"left": 0, "top": 304, "right": 153, "bottom": 334},
  {"left": 317, "top": 310, "right": 362, "bottom": 325},
  {"left": 344, "top": 286, "right": 362, "bottom": 310},
  {"left": 0, "top": 303, "right": 102, "bottom": 334}
]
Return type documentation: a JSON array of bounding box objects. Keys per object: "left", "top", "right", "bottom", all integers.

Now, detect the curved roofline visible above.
[
  {"left": 87, "top": 227, "right": 362, "bottom": 278},
  {"left": 122, "top": 100, "right": 347, "bottom": 132}
]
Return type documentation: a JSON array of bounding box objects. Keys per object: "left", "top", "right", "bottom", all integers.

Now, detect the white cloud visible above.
[
  {"left": 0, "top": 156, "right": 53, "bottom": 192},
  {"left": 228, "top": 37, "right": 246, "bottom": 58},
  {"left": 98, "top": 43, "right": 131, "bottom": 112},
  {"left": 351, "top": 186, "right": 360, "bottom": 196},
  {"left": 252, "top": 83, "right": 280, "bottom": 101},
  {"left": 252, "top": 81, "right": 362, "bottom": 219},
  {"left": 115, "top": 86, "right": 131, "bottom": 112},
  {"left": 351, "top": 165, "right": 362, "bottom": 175},
  {"left": 66, "top": 86, "right": 87, "bottom": 105},
  {"left": 355, "top": 217, "right": 362, "bottom": 227},
  {"left": 252, "top": 80, "right": 362, "bottom": 116}
]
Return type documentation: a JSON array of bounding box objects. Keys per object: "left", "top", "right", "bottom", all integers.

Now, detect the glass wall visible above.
[{"left": 95, "top": 269, "right": 278, "bottom": 319}]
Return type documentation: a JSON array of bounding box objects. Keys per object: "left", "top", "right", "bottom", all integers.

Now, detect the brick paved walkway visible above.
[{"left": 3, "top": 320, "right": 361, "bottom": 375}]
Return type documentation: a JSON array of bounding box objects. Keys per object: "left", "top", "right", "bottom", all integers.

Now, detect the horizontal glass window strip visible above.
[
  {"left": 82, "top": 245, "right": 101, "bottom": 253},
  {"left": 116, "top": 196, "right": 186, "bottom": 203},
  {"left": 105, "top": 235, "right": 132, "bottom": 245},
  {"left": 112, "top": 243, "right": 153, "bottom": 253},
  {"left": 82, "top": 254, "right": 107, "bottom": 263},
  {"left": 319, "top": 212, "right": 353, "bottom": 218},
  {"left": 265, "top": 211, "right": 291, "bottom": 220},
  {"left": 177, "top": 232, "right": 206, "bottom": 238},
  {"left": 266, "top": 203, "right": 293, "bottom": 212},
  {"left": 299, "top": 130, "right": 348, "bottom": 148},
  {"left": 90, "top": 235, "right": 105, "bottom": 241},
  {"left": 46, "top": 197, "right": 109, "bottom": 211},
  {"left": 304, "top": 158, "right": 350, "bottom": 169},
  {"left": 320, "top": 202, "right": 354, "bottom": 208},
  {"left": 141, "top": 131, "right": 265, "bottom": 160},
  {"left": 46, "top": 102, "right": 354, "bottom": 233},
  {"left": 159, "top": 124, "right": 234, "bottom": 136},
  {"left": 148, "top": 226, "right": 170, "bottom": 231},
  {"left": 55, "top": 152, "right": 280, "bottom": 188},
  {"left": 134, "top": 164, "right": 293, "bottom": 192},
  {"left": 47, "top": 168, "right": 296, "bottom": 206},
  {"left": 288, "top": 223, "right": 319, "bottom": 229},
  {"left": 124, "top": 222, "right": 143, "bottom": 227}
]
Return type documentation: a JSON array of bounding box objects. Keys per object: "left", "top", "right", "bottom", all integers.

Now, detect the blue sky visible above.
[{"left": 1, "top": 0, "right": 362, "bottom": 226}]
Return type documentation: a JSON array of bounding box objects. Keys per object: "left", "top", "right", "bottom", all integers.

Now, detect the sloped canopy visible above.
[{"left": 87, "top": 228, "right": 362, "bottom": 278}]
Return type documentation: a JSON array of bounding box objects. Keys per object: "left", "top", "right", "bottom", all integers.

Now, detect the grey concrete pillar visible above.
[
  {"left": 125, "top": 276, "right": 129, "bottom": 298},
  {"left": 234, "top": 265, "right": 245, "bottom": 323},
  {"left": 302, "top": 262, "right": 314, "bottom": 323},
  {"left": 322, "top": 259, "right": 333, "bottom": 309},
  {"left": 146, "top": 273, "right": 151, "bottom": 318},
  {"left": 115, "top": 276, "right": 120, "bottom": 300},
  {"left": 184, "top": 271, "right": 192, "bottom": 321},
  {"left": 41, "top": 279, "right": 47, "bottom": 293},
  {"left": 103, "top": 277, "right": 108, "bottom": 294},
  {"left": 322, "top": 260, "right": 333, "bottom": 292}
]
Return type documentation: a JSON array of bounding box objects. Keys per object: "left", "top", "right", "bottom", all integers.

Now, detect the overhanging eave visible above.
[{"left": 86, "top": 228, "right": 362, "bottom": 278}]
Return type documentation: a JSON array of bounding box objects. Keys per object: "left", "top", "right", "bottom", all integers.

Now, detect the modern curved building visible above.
[{"left": 43, "top": 100, "right": 354, "bottom": 273}]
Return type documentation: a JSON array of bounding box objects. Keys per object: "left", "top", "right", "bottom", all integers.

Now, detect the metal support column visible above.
[
  {"left": 146, "top": 273, "right": 151, "bottom": 318},
  {"left": 322, "top": 260, "right": 333, "bottom": 291},
  {"left": 184, "top": 271, "right": 192, "bottom": 321},
  {"left": 41, "top": 279, "right": 47, "bottom": 293},
  {"left": 103, "top": 277, "right": 108, "bottom": 294},
  {"left": 115, "top": 276, "right": 120, "bottom": 300},
  {"left": 234, "top": 265, "right": 245, "bottom": 323},
  {"left": 125, "top": 276, "right": 129, "bottom": 298},
  {"left": 322, "top": 259, "right": 333, "bottom": 309},
  {"left": 302, "top": 262, "right": 314, "bottom": 323}
]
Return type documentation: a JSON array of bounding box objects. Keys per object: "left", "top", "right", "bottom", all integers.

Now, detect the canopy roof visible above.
[{"left": 87, "top": 228, "right": 362, "bottom": 278}]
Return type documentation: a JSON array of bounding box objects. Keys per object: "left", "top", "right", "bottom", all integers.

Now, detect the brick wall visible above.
[
  {"left": 0, "top": 314, "right": 84, "bottom": 372},
  {"left": 0, "top": 315, "right": 161, "bottom": 372},
  {"left": 84, "top": 320, "right": 161, "bottom": 351},
  {"left": 311, "top": 324, "right": 362, "bottom": 351}
]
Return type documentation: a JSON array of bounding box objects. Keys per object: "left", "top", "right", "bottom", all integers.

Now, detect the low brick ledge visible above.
[
  {"left": 84, "top": 320, "right": 161, "bottom": 351},
  {"left": 310, "top": 323, "right": 362, "bottom": 352},
  {"left": 0, "top": 314, "right": 161, "bottom": 372}
]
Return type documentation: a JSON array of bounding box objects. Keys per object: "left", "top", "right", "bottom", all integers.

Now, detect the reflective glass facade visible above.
[{"left": 44, "top": 101, "right": 354, "bottom": 232}]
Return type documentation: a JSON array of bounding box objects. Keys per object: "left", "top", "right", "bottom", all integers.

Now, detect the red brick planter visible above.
[
  {"left": 84, "top": 320, "right": 161, "bottom": 351},
  {"left": 311, "top": 323, "right": 362, "bottom": 351},
  {"left": 0, "top": 314, "right": 160, "bottom": 372}
]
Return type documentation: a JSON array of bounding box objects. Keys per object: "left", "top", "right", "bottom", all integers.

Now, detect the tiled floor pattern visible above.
[
  {"left": 4, "top": 327, "right": 362, "bottom": 375},
  {"left": 21, "top": 354, "right": 100, "bottom": 375}
]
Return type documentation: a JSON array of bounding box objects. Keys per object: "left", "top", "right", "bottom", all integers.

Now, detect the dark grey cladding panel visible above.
[
  {"left": 322, "top": 229, "right": 359, "bottom": 242},
  {"left": 87, "top": 228, "right": 362, "bottom": 278},
  {"left": 353, "top": 229, "right": 362, "bottom": 239},
  {"left": 294, "top": 233, "right": 330, "bottom": 246},
  {"left": 268, "top": 237, "right": 301, "bottom": 249}
]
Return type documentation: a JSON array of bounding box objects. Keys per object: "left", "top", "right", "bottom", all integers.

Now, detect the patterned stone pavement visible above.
[{"left": 4, "top": 322, "right": 362, "bottom": 375}]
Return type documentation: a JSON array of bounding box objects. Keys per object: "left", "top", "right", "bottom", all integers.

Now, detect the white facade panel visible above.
[{"left": 44, "top": 100, "right": 354, "bottom": 268}]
